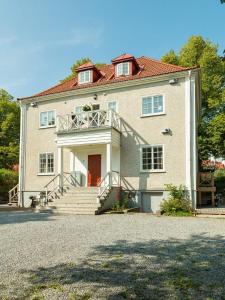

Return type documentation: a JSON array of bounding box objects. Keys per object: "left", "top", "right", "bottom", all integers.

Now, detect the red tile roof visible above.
[
  {"left": 76, "top": 61, "right": 94, "bottom": 70},
  {"left": 111, "top": 53, "right": 134, "bottom": 63},
  {"left": 20, "top": 56, "right": 196, "bottom": 100}
]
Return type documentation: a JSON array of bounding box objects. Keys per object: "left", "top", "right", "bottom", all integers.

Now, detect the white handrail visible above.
[
  {"left": 97, "top": 171, "right": 120, "bottom": 198},
  {"left": 56, "top": 109, "right": 120, "bottom": 133},
  {"left": 8, "top": 184, "right": 19, "bottom": 205},
  {"left": 44, "top": 172, "right": 75, "bottom": 202}
]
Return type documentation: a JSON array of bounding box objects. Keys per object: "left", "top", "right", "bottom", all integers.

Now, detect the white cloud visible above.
[
  {"left": 0, "top": 78, "right": 31, "bottom": 90},
  {"left": 0, "top": 36, "right": 18, "bottom": 46}
]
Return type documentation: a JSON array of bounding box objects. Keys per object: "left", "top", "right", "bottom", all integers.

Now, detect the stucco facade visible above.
[{"left": 18, "top": 58, "right": 200, "bottom": 211}]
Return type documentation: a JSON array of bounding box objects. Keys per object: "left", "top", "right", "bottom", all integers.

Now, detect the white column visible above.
[
  {"left": 70, "top": 150, "right": 75, "bottom": 172},
  {"left": 58, "top": 147, "right": 64, "bottom": 190},
  {"left": 106, "top": 143, "right": 112, "bottom": 186}
]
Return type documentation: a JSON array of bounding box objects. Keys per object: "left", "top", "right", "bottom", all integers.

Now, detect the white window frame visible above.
[
  {"left": 39, "top": 110, "right": 56, "bottom": 128},
  {"left": 140, "top": 144, "right": 165, "bottom": 173},
  {"left": 38, "top": 152, "right": 55, "bottom": 176},
  {"left": 141, "top": 94, "right": 165, "bottom": 117},
  {"left": 78, "top": 70, "right": 92, "bottom": 84},
  {"left": 107, "top": 101, "right": 118, "bottom": 112},
  {"left": 116, "top": 62, "right": 130, "bottom": 76}
]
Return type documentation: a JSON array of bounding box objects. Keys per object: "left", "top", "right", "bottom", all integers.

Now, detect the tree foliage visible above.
[
  {"left": 0, "top": 89, "right": 20, "bottom": 169},
  {"left": 60, "top": 57, "right": 106, "bottom": 83},
  {"left": 162, "top": 36, "right": 225, "bottom": 159}
]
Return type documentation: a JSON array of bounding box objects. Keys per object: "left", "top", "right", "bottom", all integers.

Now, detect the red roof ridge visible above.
[
  {"left": 76, "top": 61, "right": 94, "bottom": 70},
  {"left": 141, "top": 55, "right": 198, "bottom": 70}
]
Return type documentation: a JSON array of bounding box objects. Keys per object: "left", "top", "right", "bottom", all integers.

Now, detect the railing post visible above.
[
  {"left": 45, "top": 187, "right": 48, "bottom": 203},
  {"left": 67, "top": 115, "right": 70, "bottom": 131}
]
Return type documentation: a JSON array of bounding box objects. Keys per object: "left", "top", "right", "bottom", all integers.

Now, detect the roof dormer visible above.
[
  {"left": 111, "top": 53, "right": 139, "bottom": 77},
  {"left": 76, "top": 61, "right": 101, "bottom": 85}
]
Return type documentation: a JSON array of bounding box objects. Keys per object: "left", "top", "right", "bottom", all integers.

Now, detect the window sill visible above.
[
  {"left": 38, "top": 173, "right": 55, "bottom": 176},
  {"left": 39, "top": 125, "right": 56, "bottom": 129},
  {"left": 140, "top": 170, "right": 166, "bottom": 173},
  {"left": 141, "top": 113, "right": 166, "bottom": 118}
]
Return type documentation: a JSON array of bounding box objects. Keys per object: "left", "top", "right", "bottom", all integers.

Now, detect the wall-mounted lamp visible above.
[
  {"left": 169, "top": 78, "right": 178, "bottom": 85},
  {"left": 30, "top": 102, "right": 38, "bottom": 107},
  {"left": 161, "top": 128, "right": 172, "bottom": 135}
]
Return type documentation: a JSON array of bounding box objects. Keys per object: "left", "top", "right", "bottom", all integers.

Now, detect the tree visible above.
[
  {"left": 60, "top": 57, "right": 106, "bottom": 83},
  {"left": 162, "top": 36, "right": 225, "bottom": 159},
  {"left": 161, "top": 50, "right": 179, "bottom": 66},
  {"left": 0, "top": 89, "right": 20, "bottom": 169}
]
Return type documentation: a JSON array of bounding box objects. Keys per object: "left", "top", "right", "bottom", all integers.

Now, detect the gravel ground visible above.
[{"left": 0, "top": 212, "right": 225, "bottom": 300}]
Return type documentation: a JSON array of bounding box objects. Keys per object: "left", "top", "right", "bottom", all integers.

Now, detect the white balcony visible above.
[{"left": 56, "top": 109, "right": 121, "bottom": 134}]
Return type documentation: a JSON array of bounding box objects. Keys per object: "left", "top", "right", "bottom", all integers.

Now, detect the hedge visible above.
[
  {"left": 214, "top": 169, "right": 225, "bottom": 195},
  {"left": 0, "top": 169, "right": 18, "bottom": 202}
]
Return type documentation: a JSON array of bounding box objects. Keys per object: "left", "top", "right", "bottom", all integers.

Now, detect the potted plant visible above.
[{"left": 82, "top": 105, "right": 92, "bottom": 112}]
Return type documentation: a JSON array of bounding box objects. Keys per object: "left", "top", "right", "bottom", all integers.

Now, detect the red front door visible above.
[{"left": 88, "top": 154, "right": 101, "bottom": 187}]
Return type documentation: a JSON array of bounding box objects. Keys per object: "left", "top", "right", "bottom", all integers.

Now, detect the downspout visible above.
[{"left": 18, "top": 101, "right": 26, "bottom": 207}]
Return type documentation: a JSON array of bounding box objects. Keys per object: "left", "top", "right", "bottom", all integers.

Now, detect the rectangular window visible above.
[
  {"left": 142, "top": 95, "right": 164, "bottom": 116},
  {"left": 75, "top": 106, "right": 83, "bottom": 114},
  {"left": 40, "top": 111, "right": 56, "bottom": 128},
  {"left": 78, "top": 70, "right": 91, "bottom": 84},
  {"left": 141, "top": 145, "right": 164, "bottom": 171},
  {"left": 107, "top": 101, "right": 117, "bottom": 112},
  {"left": 39, "top": 153, "right": 54, "bottom": 174},
  {"left": 116, "top": 62, "right": 129, "bottom": 76}
]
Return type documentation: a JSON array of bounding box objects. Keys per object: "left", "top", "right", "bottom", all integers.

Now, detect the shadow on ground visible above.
[
  {"left": 0, "top": 212, "right": 54, "bottom": 225},
  {"left": 2, "top": 233, "right": 225, "bottom": 299}
]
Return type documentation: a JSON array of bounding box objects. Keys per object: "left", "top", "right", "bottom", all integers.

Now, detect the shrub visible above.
[
  {"left": 113, "top": 193, "right": 129, "bottom": 211},
  {"left": 0, "top": 168, "right": 18, "bottom": 202},
  {"left": 214, "top": 169, "right": 225, "bottom": 195},
  {"left": 161, "top": 184, "right": 192, "bottom": 215}
]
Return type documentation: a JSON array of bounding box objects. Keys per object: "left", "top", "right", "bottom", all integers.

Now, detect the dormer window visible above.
[
  {"left": 112, "top": 54, "right": 139, "bottom": 78},
  {"left": 78, "top": 70, "right": 91, "bottom": 84},
  {"left": 116, "top": 62, "right": 129, "bottom": 76}
]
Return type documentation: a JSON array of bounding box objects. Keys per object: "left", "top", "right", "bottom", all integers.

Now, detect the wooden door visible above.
[{"left": 88, "top": 154, "right": 101, "bottom": 187}]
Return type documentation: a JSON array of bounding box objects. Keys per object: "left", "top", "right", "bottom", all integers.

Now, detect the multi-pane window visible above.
[
  {"left": 141, "top": 145, "right": 164, "bottom": 171},
  {"left": 39, "top": 153, "right": 54, "bottom": 174},
  {"left": 142, "top": 95, "right": 164, "bottom": 116},
  {"left": 116, "top": 62, "right": 129, "bottom": 76},
  {"left": 40, "top": 111, "right": 56, "bottom": 128},
  {"left": 107, "top": 101, "right": 117, "bottom": 112},
  {"left": 78, "top": 70, "right": 91, "bottom": 84},
  {"left": 75, "top": 106, "right": 83, "bottom": 114}
]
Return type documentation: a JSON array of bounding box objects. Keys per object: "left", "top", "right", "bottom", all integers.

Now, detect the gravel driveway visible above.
[{"left": 0, "top": 212, "right": 225, "bottom": 300}]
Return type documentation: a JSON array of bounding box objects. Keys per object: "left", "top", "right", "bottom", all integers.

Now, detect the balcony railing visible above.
[{"left": 56, "top": 109, "right": 121, "bottom": 133}]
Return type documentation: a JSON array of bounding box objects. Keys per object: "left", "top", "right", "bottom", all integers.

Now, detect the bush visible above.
[
  {"left": 214, "top": 169, "right": 225, "bottom": 195},
  {"left": 113, "top": 193, "right": 129, "bottom": 211},
  {"left": 0, "top": 168, "right": 18, "bottom": 202},
  {"left": 161, "top": 184, "right": 192, "bottom": 215}
]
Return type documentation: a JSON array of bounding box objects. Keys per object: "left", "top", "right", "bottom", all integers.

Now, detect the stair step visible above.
[
  {"left": 48, "top": 203, "right": 100, "bottom": 208},
  {"left": 62, "top": 193, "right": 98, "bottom": 197},
  {"left": 51, "top": 201, "right": 98, "bottom": 205},
  {"left": 64, "top": 191, "right": 98, "bottom": 195},
  {"left": 47, "top": 207, "right": 98, "bottom": 214}
]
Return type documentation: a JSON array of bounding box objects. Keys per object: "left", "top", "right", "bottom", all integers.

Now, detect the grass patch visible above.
[
  {"left": 69, "top": 291, "right": 92, "bottom": 300},
  {"left": 164, "top": 211, "right": 193, "bottom": 217}
]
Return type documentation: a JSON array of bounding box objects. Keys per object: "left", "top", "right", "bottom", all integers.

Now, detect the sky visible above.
[{"left": 0, "top": 0, "right": 224, "bottom": 98}]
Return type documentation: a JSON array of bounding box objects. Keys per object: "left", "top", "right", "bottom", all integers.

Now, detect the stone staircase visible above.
[{"left": 43, "top": 187, "right": 103, "bottom": 215}]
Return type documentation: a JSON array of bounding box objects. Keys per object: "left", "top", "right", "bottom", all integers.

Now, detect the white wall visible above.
[{"left": 72, "top": 145, "right": 107, "bottom": 186}]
